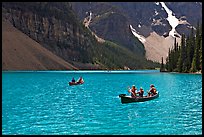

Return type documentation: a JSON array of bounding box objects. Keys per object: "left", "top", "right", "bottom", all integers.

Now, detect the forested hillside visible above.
[{"left": 164, "top": 23, "right": 202, "bottom": 73}]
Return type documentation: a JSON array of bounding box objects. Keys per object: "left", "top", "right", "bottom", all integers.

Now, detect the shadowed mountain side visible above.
[
  {"left": 2, "top": 2, "right": 160, "bottom": 70},
  {"left": 2, "top": 20, "right": 78, "bottom": 70}
]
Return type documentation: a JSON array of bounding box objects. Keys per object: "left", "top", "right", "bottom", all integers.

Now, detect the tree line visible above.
[{"left": 160, "top": 22, "right": 202, "bottom": 73}]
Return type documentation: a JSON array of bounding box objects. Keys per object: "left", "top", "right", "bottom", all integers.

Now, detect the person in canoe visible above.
[
  {"left": 137, "top": 87, "right": 144, "bottom": 97},
  {"left": 71, "top": 77, "right": 76, "bottom": 83},
  {"left": 128, "top": 85, "right": 137, "bottom": 98},
  {"left": 148, "top": 84, "right": 157, "bottom": 96},
  {"left": 77, "top": 76, "right": 84, "bottom": 84}
]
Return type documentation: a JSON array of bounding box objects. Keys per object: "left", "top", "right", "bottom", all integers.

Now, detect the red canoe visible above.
[{"left": 69, "top": 81, "right": 84, "bottom": 86}]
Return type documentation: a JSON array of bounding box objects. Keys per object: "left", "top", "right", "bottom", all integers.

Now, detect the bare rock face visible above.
[
  {"left": 71, "top": 2, "right": 202, "bottom": 63},
  {"left": 2, "top": 2, "right": 159, "bottom": 70},
  {"left": 71, "top": 2, "right": 146, "bottom": 56},
  {"left": 2, "top": 2, "right": 95, "bottom": 64},
  {"left": 71, "top": 2, "right": 172, "bottom": 38},
  {"left": 89, "top": 12, "right": 145, "bottom": 55}
]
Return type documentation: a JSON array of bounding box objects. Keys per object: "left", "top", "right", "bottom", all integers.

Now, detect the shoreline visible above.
[
  {"left": 2, "top": 69, "right": 202, "bottom": 74},
  {"left": 160, "top": 71, "right": 202, "bottom": 74}
]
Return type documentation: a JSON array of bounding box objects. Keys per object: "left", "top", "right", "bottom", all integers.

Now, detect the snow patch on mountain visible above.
[
  {"left": 152, "top": 18, "right": 163, "bottom": 26},
  {"left": 154, "top": 10, "right": 159, "bottom": 16},
  {"left": 83, "top": 11, "right": 105, "bottom": 43},
  {"left": 160, "top": 2, "right": 180, "bottom": 38},
  {"left": 129, "top": 2, "right": 183, "bottom": 63},
  {"left": 130, "top": 25, "right": 146, "bottom": 43},
  {"left": 84, "top": 11, "right": 92, "bottom": 27},
  {"left": 155, "top": 2, "right": 159, "bottom": 5},
  {"left": 89, "top": 12, "right": 92, "bottom": 21}
]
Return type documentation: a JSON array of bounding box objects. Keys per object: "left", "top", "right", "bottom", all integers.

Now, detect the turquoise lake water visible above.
[{"left": 2, "top": 70, "right": 202, "bottom": 135}]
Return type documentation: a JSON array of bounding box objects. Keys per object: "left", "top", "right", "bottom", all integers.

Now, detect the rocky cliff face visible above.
[
  {"left": 71, "top": 2, "right": 172, "bottom": 38},
  {"left": 71, "top": 2, "right": 202, "bottom": 63},
  {"left": 109, "top": 2, "right": 172, "bottom": 37},
  {"left": 2, "top": 2, "right": 159, "bottom": 70},
  {"left": 71, "top": 2, "right": 145, "bottom": 56},
  {"left": 2, "top": 2, "right": 96, "bottom": 63},
  {"left": 90, "top": 12, "right": 145, "bottom": 55},
  {"left": 72, "top": 2, "right": 202, "bottom": 38}
]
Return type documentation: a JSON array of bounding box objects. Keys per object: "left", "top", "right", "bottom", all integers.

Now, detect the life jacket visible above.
[
  {"left": 131, "top": 88, "right": 136, "bottom": 97},
  {"left": 150, "top": 87, "right": 157, "bottom": 95},
  {"left": 139, "top": 90, "right": 144, "bottom": 97}
]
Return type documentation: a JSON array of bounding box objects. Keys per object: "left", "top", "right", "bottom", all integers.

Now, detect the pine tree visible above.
[
  {"left": 165, "top": 23, "right": 202, "bottom": 74},
  {"left": 177, "top": 34, "right": 186, "bottom": 72},
  {"left": 174, "top": 38, "right": 177, "bottom": 51},
  {"left": 172, "top": 38, "right": 176, "bottom": 70},
  {"left": 185, "top": 36, "right": 191, "bottom": 72},
  {"left": 168, "top": 48, "right": 173, "bottom": 71},
  {"left": 165, "top": 56, "right": 169, "bottom": 71},
  {"left": 160, "top": 57, "right": 164, "bottom": 72},
  {"left": 191, "top": 57, "right": 197, "bottom": 72},
  {"left": 199, "top": 35, "right": 202, "bottom": 72},
  {"left": 189, "top": 26, "right": 195, "bottom": 63},
  {"left": 191, "top": 22, "right": 201, "bottom": 72},
  {"left": 174, "top": 42, "right": 179, "bottom": 72},
  {"left": 199, "top": 23, "right": 202, "bottom": 72},
  {"left": 195, "top": 22, "right": 201, "bottom": 70}
]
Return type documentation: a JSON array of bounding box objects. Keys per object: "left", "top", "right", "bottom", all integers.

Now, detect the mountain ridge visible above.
[
  {"left": 71, "top": 2, "right": 202, "bottom": 63},
  {"left": 2, "top": 2, "right": 160, "bottom": 70}
]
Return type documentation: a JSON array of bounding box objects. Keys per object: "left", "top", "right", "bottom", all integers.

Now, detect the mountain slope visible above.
[
  {"left": 71, "top": 2, "right": 202, "bottom": 63},
  {"left": 2, "top": 20, "right": 78, "bottom": 70},
  {"left": 71, "top": 2, "right": 145, "bottom": 55},
  {"left": 2, "top": 2, "right": 159, "bottom": 70}
]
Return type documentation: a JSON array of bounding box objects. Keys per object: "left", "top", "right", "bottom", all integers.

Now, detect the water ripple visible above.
[{"left": 2, "top": 72, "right": 202, "bottom": 135}]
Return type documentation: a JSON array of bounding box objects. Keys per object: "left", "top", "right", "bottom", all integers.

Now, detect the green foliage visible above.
[
  {"left": 160, "top": 57, "right": 165, "bottom": 72},
  {"left": 190, "top": 57, "right": 197, "bottom": 72},
  {"left": 199, "top": 38, "right": 202, "bottom": 72},
  {"left": 166, "top": 22, "right": 202, "bottom": 73},
  {"left": 91, "top": 41, "right": 159, "bottom": 69}
]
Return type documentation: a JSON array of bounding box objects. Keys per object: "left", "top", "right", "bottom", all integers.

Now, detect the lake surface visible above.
[{"left": 2, "top": 70, "right": 202, "bottom": 135}]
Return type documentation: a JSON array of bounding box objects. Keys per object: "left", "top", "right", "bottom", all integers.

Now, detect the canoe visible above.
[
  {"left": 119, "top": 91, "right": 159, "bottom": 104},
  {"left": 69, "top": 81, "right": 84, "bottom": 86}
]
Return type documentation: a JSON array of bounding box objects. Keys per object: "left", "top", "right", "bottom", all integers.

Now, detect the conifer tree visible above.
[
  {"left": 168, "top": 48, "right": 172, "bottom": 71},
  {"left": 174, "top": 42, "right": 180, "bottom": 72},
  {"left": 191, "top": 56, "right": 197, "bottom": 72},
  {"left": 199, "top": 23, "right": 202, "bottom": 72},
  {"left": 177, "top": 34, "right": 186, "bottom": 72},
  {"left": 171, "top": 38, "right": 177, "bottom": 70},
  {"left": 186, "top": 36, "right": 191, "bottom": 71},
  {"left": 160, "top": 57, "right": 164, "bottom": 72},
  {"left": 165, "top": 23, "right": 202, "bottom": 73},
  {"left": 195, "top": 22, "right": 201, "bottom": 70},
  {"left": 189, "top": 26, "right": 195, "bottom": 63},
  {"left": 174, "top": 38, "right": 177, "bottom": 51},
  {"left": 165, "top": 56, "right": 169, "bottom": 71},
  {"left": 199, "top": 36, "right": 202, "bottom": 72}
]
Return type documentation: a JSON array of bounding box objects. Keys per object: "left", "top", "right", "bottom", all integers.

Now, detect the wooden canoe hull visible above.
[
  {"left": 69, "top": 82, "right": 84, "bottom": 86},
  {"left": 119, "top": 92, "right": 159, "bottom": 103}
]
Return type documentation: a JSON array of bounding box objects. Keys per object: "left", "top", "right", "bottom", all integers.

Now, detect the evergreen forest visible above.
[{"left": 161, "top": 22, "right": 202, "bottom": 73}]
